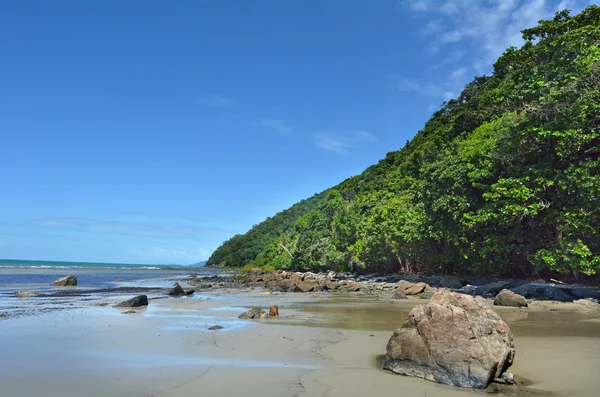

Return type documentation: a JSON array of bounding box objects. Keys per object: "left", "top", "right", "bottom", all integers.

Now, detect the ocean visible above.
[{"left": 0, "top": 259, "right": 216, "bottom": 320}]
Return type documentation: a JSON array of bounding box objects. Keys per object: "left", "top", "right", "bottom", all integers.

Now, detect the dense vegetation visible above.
[{"left": 208, "top": 7, "right": 600, "bottom": 278}]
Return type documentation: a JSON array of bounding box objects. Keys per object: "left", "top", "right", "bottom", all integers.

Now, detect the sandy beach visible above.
[{"left": 2, "top": 282, "right": 600, "bottom": 397}]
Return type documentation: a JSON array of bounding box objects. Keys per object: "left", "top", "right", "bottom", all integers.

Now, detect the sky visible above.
[{"left": 0, "top": 0, "right": 594, "bottom": 264}]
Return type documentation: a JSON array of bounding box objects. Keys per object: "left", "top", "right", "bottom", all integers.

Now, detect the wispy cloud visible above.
[
  {"left": 129, "top": 246, "right": 212, "bottom": 263},
  {"left": 259, "top": 118, "right": 293, "bottom": 136},
  {"left": 197, "top": 95, "right": 240, "bottom": 107},
  {"left": 398, "top": 0, "right": 592, "bottom": 104},
  {"left": 397, "top": 78, "right": 455, "bottom": 101},
  {"left": 404, "top": 0, "right": 592, "bottom": 74},
  {"left": 314, "top": 130, "right": 376, "bottom": 155}
]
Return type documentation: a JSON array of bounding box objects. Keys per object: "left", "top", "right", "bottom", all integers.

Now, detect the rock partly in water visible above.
[
  {"left": 115, "top": 295, "right": 149, "bottom": 308},
  {"left": 114, "top": 278, "right": 124, "bottom": 283},
  {"left": 51, "top": 275, "right": 77, "bottom": 287},
  {"left": 384, "top": 291, "right": 515, "bottom": 389},
  {"left": 391, "top": 291, "right": 408, "bottom": 300},
  {"left": 168, "top": 282, "right": 186, "bottom": 296},
  {"left": 439, "top": 276, "right": 463, "bottom": 289},
  {"left": 494, "top": 289, "right": 528, "bottom": 308},
  {"left": 185, "top": 289, "right": 195, "bottom": 296},
  {"left": 208, "top": 325, "right": 224, "bottom": 330},
  {"left": 269, "top": 305, "right": 279, "bottom": 317},
  {"left": 238, "top": 308, "right": 267, "bottom": 319},
  {"left": 15, "top": 290, "right": 42, "bottom": 297}
]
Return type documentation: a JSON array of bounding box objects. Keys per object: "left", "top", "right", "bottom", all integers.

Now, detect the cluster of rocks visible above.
[{"left": 188, "top": 270, "right": 600, "bottom": 303}]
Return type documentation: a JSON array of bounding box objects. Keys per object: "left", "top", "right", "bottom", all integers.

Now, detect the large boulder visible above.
[
  {"left": 384, "top": 291, "right": 515, "bottom": 389},
  {"left": 439, "top": 276, "right": 463, "bottom": 289},
  {"left": 115, "top": 295, "right": 148, "bottom": 307},
  {"left": 168, "top": 282, "right": 186, "bottom": 296},
  {"left": 238, "top": 308, "right": 267, "bottom": 319},
  {"left": 494, "top": 289, "right": 528, "bottom": 308},
  {"left": 395, "top": 281, "right": 434, "bottom": 295},
  {"left": 51, "top": 275, "right": 77, "bottom": 287}
]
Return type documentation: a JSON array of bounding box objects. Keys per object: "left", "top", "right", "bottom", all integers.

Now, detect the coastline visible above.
[{"left": 2, "top": 270, "right": 600, "bottom": 396}]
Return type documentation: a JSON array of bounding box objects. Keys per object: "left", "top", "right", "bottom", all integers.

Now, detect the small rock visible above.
[
  {"left": 114, "top": 278, "right": 124, "bottom": 282},
  {"left": 51, "top": 275, "right": 77, "bottom": 287},
  {"left": 122, "top": 310, "right": 136, "bottom": 314},
  {"left": 15, "top": 290, "right": 42, "bottom": 297},
  {"left": 168, "top": 282, "right": 186, "bottom": 296},
  {"left": 115, "top": 295, "right": 148, "bottom": 308},
  {"left": 269, "top": 305, "right": 279, "bottom": 317},
  {"left": 494, "top": 289, "right": 528, "bottom": 307},
  {"left": 238, "top": 308, "right": 266, "bottom": 319},
  {"left": 260, "top": 290, "right": 273, "bottom": 295},
  {"left": 185, "top": 289, "right": 195, "bottom": 296},
  {"left": 391, "top": 292, "right": 408, "bottom": 300},
  {"left": 208, "top": 325, "right": 224, "bottom": 330}
]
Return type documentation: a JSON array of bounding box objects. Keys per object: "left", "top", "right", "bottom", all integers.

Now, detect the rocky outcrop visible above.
[
  {"left": 51, "top": 275, "right": 77, "bottom": 287},
  {"left": 384, "top": 291, "right": 515, "bottom": 389},
  {"left": 238, "top": 308, "right": 267, "bottom": 319},
  {"left": 439, "top": 275, "right": 463, "bottom": 289},
  {"left": 168, "top": 283, "right": 186, "bottom": 296},
  {"left": 185, "top": 271, "right": 600, "bottom": 303},
  {"left": 494, "top": 289, "right": 528, "bottom": 307},
  {"left": 115, "top": 295, "right": 148, "bottom": 307}
]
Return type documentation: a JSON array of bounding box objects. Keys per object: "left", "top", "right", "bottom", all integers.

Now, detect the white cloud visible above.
[
  {"left": 314, "top": 130, "right": 376, "bottom": 155},
  {"left": 398, "top": 0, "right": 592, "bottom": 102},
  {"left": 197, "top": 95, "right": 240, "bottom": 107},
  {"left": 259, "top": 118, "right": 293, "bottom": 136}
]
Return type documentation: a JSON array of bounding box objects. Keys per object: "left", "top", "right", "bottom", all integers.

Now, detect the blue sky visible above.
[{"left": 0, "top": 0, "right": 593, "bottom": 264}]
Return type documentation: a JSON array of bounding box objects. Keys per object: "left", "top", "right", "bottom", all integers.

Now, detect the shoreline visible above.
[{"left": 2, "top": 270, "right": 600, "bottom": 396}]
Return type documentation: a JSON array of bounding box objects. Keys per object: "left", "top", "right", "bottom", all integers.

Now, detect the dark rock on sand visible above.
[
  {"left": 543, "top": 287, "right": 573, "bottom": 302},
  {"left": 123, "top": 310, "right": 136, "bottom": 314},
  {"left": 570, "top": 287, "right": 600, "bottom": 300},
  {"left": 51, "top": 275, "right": 77, "bottom": 287},
  {"left": 384, "top": 291, "right": 515, "bottom": 389},
  {"left": 439, "top": 276, "right": 463, "bottom": 289},
  {"left": 494, "top": 289, "right": 528, "bottom": 307},
  {"left": 208, "top": 325, "right": 224, "bottom": 330},
  {"left": 168, "top": 282, "right": 186, "bottom": 296},
  {"left": 238, "top": 308, "right": 267, "bottom": 319},
  {"left": 115, "top": 295, "right": 148, "bottom": 308},
  {"left": 185, "top": 289, "right": 195, "bottom": 296},
  {"left": 269, "top": 305, "right": 279, "bottom": 317},
  {"left": 15, "top": 290, "right": 43, "bottom": 297},
  {"left": 391, "top": 291, "right": 408, "bottom": 300}
]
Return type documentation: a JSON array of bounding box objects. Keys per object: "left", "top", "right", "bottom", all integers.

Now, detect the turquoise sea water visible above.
[
  {"left": 0, "top": 259, "right": 202, "bottom": 289},
  {"left": 0, "top": 259, "right": 216, "bottom": 319}
]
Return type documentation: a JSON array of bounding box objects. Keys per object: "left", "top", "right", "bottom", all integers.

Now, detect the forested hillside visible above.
[{"left": 207, "top": 7, "right": 600, "bottom": 277}]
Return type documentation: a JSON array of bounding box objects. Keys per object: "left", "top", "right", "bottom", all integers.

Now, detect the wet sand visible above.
[{"left": 1, "top": 290, "right": 599, "bottom": 396}]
